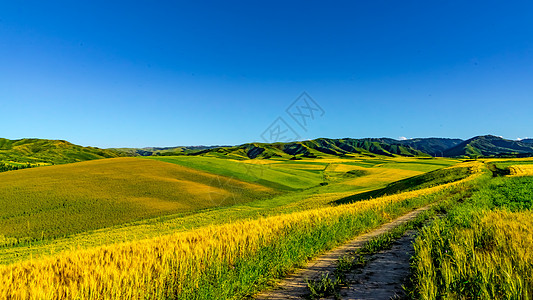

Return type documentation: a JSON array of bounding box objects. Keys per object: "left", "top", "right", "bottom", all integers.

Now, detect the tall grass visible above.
[
  {"left": 413, "top": 211, "right": 533, "bottom": 299},
  {"left": 0, "top": 168, "right": 480, "bottom": 299},
  {"left": 411, "top": 174, "right": 533, "bottom": 299}
]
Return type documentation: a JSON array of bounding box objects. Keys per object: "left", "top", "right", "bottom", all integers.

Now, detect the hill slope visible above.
[
  {"left": 0, "top": 138, "right": 123, "bottom": 165},
  {"left": 443, "top": 135, "right": 533, "bottom": 157},
  {"left": 189, "top": 138, "right": 432, "bottom": 159},
  {"left": 397, "top": 138, "right": 463, "bottom": 156},
  {"left": 111, "top": 145, "right": 227, "bottom": 156},
  {"left": 0, "top": 157, "right": 276, "bottom": 242}
]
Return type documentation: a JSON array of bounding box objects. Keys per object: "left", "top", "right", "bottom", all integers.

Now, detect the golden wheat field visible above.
[
  {"left": 509, "top": 164, "right": 533, "bottom": 176},
  {"left": 0, "top": 164, "right": 480, "bottom": 299}
]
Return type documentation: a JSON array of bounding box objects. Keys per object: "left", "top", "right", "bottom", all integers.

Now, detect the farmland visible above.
[
  {"left": 0, "top": 157, "right": 276, "bottom": 242},
  {"left": 0, "top": 154, "right": 531, "bottom": 299},
  {"left": 0, "top": 155, "right": 458, "bottom": 263},
  {"left": 0, "top": 159, "right": 478, "bottom": 299}
]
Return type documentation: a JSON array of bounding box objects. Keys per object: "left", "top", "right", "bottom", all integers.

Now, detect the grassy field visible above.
[
  {"left": 0, "top": 157, "right": 276, "bottom": 243},
  {"left": 0, "top": 156, "right": 460, "bottom": 264},
  {"left": 0, "top": 163, "right": 480, "bottom": 299},
  {"left": 3, "top": 153, "right": 505, "bottom": 299},
  {"left": 147, "top": 156, "right": 326, "bottom": 190},
  {"left": 411, "top": 166, "right": 533, "bottom": 299}
]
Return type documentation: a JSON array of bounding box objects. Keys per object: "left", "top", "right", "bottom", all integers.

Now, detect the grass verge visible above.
[{"left": 409, "top": 174, "right": 533, "bottom": 299}]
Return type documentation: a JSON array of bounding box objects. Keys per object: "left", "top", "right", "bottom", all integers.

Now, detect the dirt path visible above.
[
  {"left": 254, "top": 205, "right": 432, "bottom": 299},
  {"left": 336, "top": 230, "right": 416, "bottom": 299}
]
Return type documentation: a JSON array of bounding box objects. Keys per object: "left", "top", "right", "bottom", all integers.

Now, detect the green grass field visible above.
[
  {"left": 0, "top": 157, "right": 276, "bottom": 243},
  {"left": 411, "top": 174, "right": 533, "bottom": 299},
  {"left": 147, "top": 156, "right": 326, "bottom": 190},
  {"left": 0, "top": 155, "right": 458, "bottom": 264},
  {"left": 3, "top": 154, "right": 531, "bottom": 299},
  {"left": 0, "top": 159, "right": 476, "bottom": 299}
]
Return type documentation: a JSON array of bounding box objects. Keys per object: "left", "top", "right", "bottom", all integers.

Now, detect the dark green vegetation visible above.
[
  {"left": 398, "top": 138, "right": 463, "bottom": 157},
  {"left": 191, "top": 138, "right": 433, "bottom": 159},
  {"left": 132, "top": 136, "right": 533, "bottom": 159},
  {"left": 307, "top": 272, "right": 342, "bottom": 299},
  {"left": 335, "top": 166, "right": 472, "bottom": 204},
  {"left": 443, "top": 135, "right": 533, "bottom": 157},
  {"left": 2, "top": 135, "right": 532, "bottom": 171},
  {"left": 110, "top": 145, "right": 227, "bottom": 156},
  {"left": 0, "top": 138, "right": 122, "bottom": 165},
  {"left": 0, "top": 162, "right": 33, "bottom": 173}
]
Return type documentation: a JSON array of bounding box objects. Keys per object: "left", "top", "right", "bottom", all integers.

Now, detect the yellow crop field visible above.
[
  {"left": 508, "top": 164, "right": 533, "bottom": 176},
  {"left": 0, "top": 167, "right": 480, "bottom": 299},
  {"left": 0, "top": 157, "right": 465, "bottom": 265},
  {"left": 342, "top": 168, "right": 423, "bottom": 187}
]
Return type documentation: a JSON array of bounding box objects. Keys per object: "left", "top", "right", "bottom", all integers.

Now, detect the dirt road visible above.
[{"left": 254, "top": 205, "right": 432, "bottom": 299}]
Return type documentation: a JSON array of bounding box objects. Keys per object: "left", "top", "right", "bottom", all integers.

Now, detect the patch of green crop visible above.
[{"left": 148, "top": 156, "right": 325, "bottom": 190}]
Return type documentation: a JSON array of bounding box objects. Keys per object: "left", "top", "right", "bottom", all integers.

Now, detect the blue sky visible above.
[{"left": 1, "top": 1, "right": 532, "bottom": 147}]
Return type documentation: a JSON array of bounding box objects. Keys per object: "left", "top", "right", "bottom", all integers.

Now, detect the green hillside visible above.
[
  {"left": 443, "top": 135, "right": 533, "bottom": 157},
  {"left": 397, "top": 137, "right": 463, "bottom": 156},
  {"left": 185, "top": 138, "right": 431, "bottom": 160},
  {"left": 110, "top": 145, "right": 227, "bottom": 156},
  {"left": 0, "top": 138, "right": 123, "bottom": 165},
  {"left": 0, "top": 157, "right": 276, "bottom": 242}
]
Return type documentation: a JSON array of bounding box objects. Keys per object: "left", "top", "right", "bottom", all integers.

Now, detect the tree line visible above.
[{"left": 0, "top": 162, "right": 33, "bottom": 173}]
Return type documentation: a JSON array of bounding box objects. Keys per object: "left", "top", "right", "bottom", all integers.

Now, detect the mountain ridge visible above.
[
  {"left": 2, "top": 135, "right": 533, "bottom": 165},
  {"left": 443, "top": 135, "right": 533, "bottom": 157}
]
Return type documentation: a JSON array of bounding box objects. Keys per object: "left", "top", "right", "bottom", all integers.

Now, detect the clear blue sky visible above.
[{"left": 1, "top": 1, "right": 532, "bottom": 148}]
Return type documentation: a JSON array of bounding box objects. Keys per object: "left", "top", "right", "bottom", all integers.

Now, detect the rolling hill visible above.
[
  {"left": 185, "top": 136, "right": 533, "bottom": 159},
  {"left": 3, "top": 135, "right": 533, "bottom": 164},
  {"left": 110, "top": 145, "right": 228, "bottom": 156},
  {"left": 396, "top": 138, "right": 463, "bottom": 156},
  {"left": 0, "top": 157, "right": 276, "bottom": 241},
  {"left": 188, "top": 138, "right": 432, "bottom": 160},
  {"left": 443, "top": 135, "right": 533, "bottom": 157},
  {"left": 0, "top": 138, "right": 123, "bottom": 165}
]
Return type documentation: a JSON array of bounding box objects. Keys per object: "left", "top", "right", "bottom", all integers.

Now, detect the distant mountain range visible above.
[
  {"left": 189, "top": 135, "right": 533, "bottom": 159},
  {"left": 2, "top": 135, "right": 533, "bottom": 165},
  {"left": 442, "top": 135, "right": 533, "bottom": 157},
  {"left": 109, "top": 145, "right": 228, "bottom": 156}
]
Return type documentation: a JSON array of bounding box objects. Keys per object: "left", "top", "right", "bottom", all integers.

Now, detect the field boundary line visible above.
[{"left": 254, "top": 203, "right": 435, "bottom": 299}]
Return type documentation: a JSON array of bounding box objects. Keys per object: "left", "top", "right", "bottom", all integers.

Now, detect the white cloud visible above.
[
  {"left": 399, "top": 136, "right": 408, "bottom": 141},
  {"left": 517, "top": 137, "right": 529, "bottom": 141}
]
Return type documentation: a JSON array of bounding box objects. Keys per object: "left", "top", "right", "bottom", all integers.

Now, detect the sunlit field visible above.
[
  {"left": 0, "top": 158, "right": 479, "bottom": 299},
  {"left": 1, "top": 154, "right": 531, "bottom": 299},
  {"left": 412, "top": 165, "right": 533, "bottom": 299}
]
